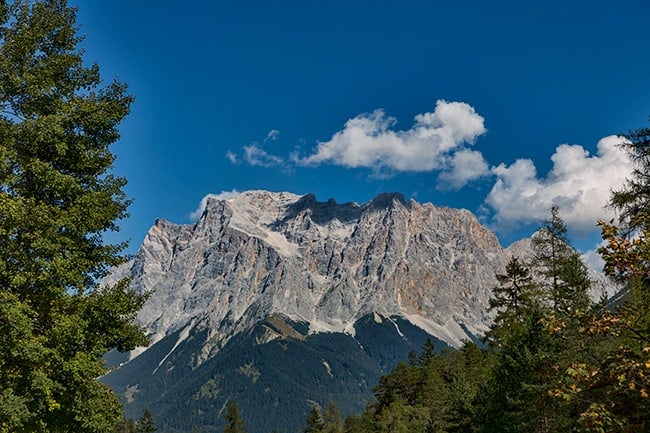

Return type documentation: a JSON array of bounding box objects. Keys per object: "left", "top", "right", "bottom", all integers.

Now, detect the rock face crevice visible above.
[{"left": 105, "top": 190, "right": 511, "bottom": 362}]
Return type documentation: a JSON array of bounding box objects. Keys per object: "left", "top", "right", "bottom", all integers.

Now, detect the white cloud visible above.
[
  {"left": 226, "top": 130, "right": 284, "bottom": 168},
  {"left": 581, "top": 246, "right": 606, "bottom": 274},
  {"left": 190, "top": 190, "right": 241, "bottom": 221},
  {"left": 294, "top": 100, "right": 486, "bottom": 181},
  {"left": 485, "top": 135, "right": 633, "bottom": 233},
  {"left": 225, "top": 150, "right": 238, "bottom": 164},
  {"left": 265, "top": 129, "right": 280, "bottom": 142},
  {"left": 242, "top": 143, "right": 284, "bottom": 167},
  {"left": 437, "top": 149, "right": 490, "bottom": 190}
]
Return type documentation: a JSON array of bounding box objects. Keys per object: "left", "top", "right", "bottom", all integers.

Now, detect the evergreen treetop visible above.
[{"left": 223, "top": 400, "right": 247, "bottom": 433}]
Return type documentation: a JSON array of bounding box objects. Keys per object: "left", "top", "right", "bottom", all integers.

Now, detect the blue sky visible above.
[{"left": 71, "top": 1, "right": 650, "bottom": 258}]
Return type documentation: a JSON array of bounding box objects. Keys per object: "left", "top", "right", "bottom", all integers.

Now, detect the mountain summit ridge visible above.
[
  {"left": 104, "top": 190, "right": 619, "bottom": 432},
  {"left": 106, "top": 190, "right": 510, "bottom": 365}
]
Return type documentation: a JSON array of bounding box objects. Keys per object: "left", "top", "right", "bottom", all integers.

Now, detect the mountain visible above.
[{"left": 101, "top": 190, "right": 556, "bottom": 432}]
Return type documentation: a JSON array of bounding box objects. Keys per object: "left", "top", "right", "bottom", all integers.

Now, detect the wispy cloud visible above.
[
  {"left": 225, "top": 150, "right": 238, "bottom": 164},
  {"left": 226, "top": 130, "right": 284, "bottom": 168},
  {"left": 293, "top": 100, "right": 487, "bottom": 187},
  {"left": 265, "top": 129, "right": 280, "bottom": 142},
  {"left": 190, "top": 190, "right": 241, "bottom": 221},
  {"left": 484, "top": 135, "right": 633, "bottom": 233},
  {"left": 242, "top": 143, "right": 284, "bottom": 167}
]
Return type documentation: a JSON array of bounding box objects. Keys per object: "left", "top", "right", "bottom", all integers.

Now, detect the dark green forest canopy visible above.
[{"left": 0, "top": 1, "right": 147, "bottom": 432}]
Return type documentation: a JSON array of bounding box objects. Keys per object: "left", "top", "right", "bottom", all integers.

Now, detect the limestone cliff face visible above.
[{"left": 106, "top": 190, "right": 511, "bottom": 361}]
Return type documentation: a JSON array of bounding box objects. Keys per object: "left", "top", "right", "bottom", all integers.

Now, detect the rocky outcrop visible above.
[{"left": 106, "top": 190, "right": 512, "bottom": 363}]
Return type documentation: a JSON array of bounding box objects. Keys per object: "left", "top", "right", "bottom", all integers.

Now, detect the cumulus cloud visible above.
[
  {"left": 190, "top": 190, "right": 241, "bottom": 221},
  {"left": 437, "top": 149, "right": 490, "bottom": 190},
  {"left": 293, "top": 100, "right": 487, "bottom": 185},
  {"left": 485, "top": 135, "right": 633, "bottom": 233}
]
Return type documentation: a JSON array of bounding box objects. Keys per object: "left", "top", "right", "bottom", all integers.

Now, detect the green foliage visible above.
[
  {"left": 343, "top": 202, "right": 630, "bottom": 433},
  {"left": 0, "top": 1, "right": 147, "bottom": 432},
  {"left": 223, "top": 400, "right": 246, "bottom": 433},
  {"left": 343, "top": 341, "right": 490, "bottom": 433},
  {"left": 531, "top": 205, "right": 593, "bottom": 317},
  {"left": 611, "top": 123, "right": 650, "bottom": 233},
  {"left": 303, "top": 405, "right": 324, "bottom": 433},
  {"left": 487, "top": 257, "right": 542, "bottom": 345},
  {"left": 135, "top": 409, "right": 157, "bottom": 433},
  {"left": 322, "top": 402, "right": 344, "bottom": 433},
  {"left": 553, "top": 123, "right": 650, "bottom": 432}
]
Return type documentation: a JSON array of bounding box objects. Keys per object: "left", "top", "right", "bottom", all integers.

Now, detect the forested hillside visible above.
[
  {"left": 295, "top": 125, "right": 650, "bottom": 433},
  {"left": 115, "top": 123, "right": 650, "bottom": 433}
]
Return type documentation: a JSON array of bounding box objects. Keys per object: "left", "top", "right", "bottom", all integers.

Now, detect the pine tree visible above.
[
  {"left": 610, "top": 123, "right": 650, "bottom": 233},
  {"left": 223, "top": 400, "right": 246, "bottom": 433},
  {"left": 0, "top": 1, "right": 147, "bottom": 432},
  {"left": 135, "top": 409, "right": 156, "bottom": 433},
  {"left": 113, "top": 418, "right": 135, "bottom": 433},
  {"left": 531, "top": 206, "right": 592, "bottom": 317},
  {"left": 487, "top": 257, "right": 541, "bottom": 345},
  {"left": 322, "top": 402, "right": 343, "bottom": 433},
  {"left": 418, "top": 337, "right": 437, "bottom": 367},
  {"left": 303, "top": 405, "right": 324, "bottom": 433},
  {"left": 483, "top": 256, "right": 575, "bottom": 432}
]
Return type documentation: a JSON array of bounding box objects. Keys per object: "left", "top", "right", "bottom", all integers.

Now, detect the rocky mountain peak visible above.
[
  {"left": 103, "top": 191, "right": 618, "bottom": 433},
  {"left": 106, "top": 190, "right": 513, "bottom": 364}
]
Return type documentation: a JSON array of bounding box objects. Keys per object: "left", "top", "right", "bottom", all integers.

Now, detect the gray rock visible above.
[{"left": 104, "top": 190, "right": 609, "bottom": 365}]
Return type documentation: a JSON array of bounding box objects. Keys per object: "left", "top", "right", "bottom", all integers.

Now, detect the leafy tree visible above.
[
  {"left": 0, "top": 1, "right": 147, "bottom": 432},
  {"left": 223, "top": 400, "right": 247, "bottom": 433}
]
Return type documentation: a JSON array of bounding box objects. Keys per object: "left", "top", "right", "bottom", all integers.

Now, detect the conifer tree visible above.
[
  {"left": 322, "top": 402, "right": 344, "bottom": 433},
  {"left": 303, "top": 405, "right": 324, "bottom": 433},
  {"left": 555, "top": 125, "right": 650, "bottom": 432},
  {"left": 487, "top": 257, "right": 541, "bottom": 345},
  {"left": 135, "top": 409, "right": 156, "bottom": 433},
  {"left": 0, "top": 1, "right": 147, "bottom": 432},
  {"left": 610, "top": 123, "right": 650, "bottom": 233},
  {"left": 223, "top": 400, "right": 246, "bottom": 433},
  {"left": 483, "top": 256, "right": 575, "bottom": 432},
  {"left": 531, "top": 205, "right": 592, "bottom": 316}
]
